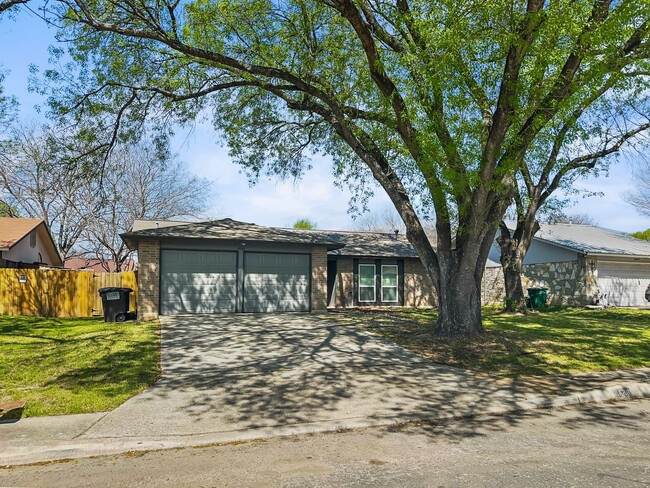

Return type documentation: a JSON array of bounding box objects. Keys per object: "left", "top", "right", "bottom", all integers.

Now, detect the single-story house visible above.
[
  {"left": 0, "top": 217, "right": 63, "bottom": 269},
  {"left": 121, "top": 218, "right": 438, "bottom": 319},
  {"left": 122, "top": 219, "right": 650, "bottom": 318},
  {"left": 488, "top": 223, "right": 650, "bottom": 307}
]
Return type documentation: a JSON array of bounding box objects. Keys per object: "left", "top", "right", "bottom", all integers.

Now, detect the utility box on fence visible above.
[{"left": 98, "top": 287, "right": 133, "bottom": 322}]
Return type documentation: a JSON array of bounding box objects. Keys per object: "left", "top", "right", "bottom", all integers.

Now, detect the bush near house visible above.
[
  {"left": 338, "top": 308, "right": 650, "bottom": 376},
  {"left": 0, "top": 316, "right": 159, "bottom": 417}
]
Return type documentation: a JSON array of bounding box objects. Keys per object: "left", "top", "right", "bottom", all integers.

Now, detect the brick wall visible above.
[
  {"left": 334, "top": 256, "right": 354, "bottom": 307},
  {"left": 311, "top": 246, "right": 328, "bottom": 312},
  {"left": 403, "top": 258, "right": 437, "bottom": 307},
  {"left": 137, "top": 240, "right": 160, "bottom": 320}
]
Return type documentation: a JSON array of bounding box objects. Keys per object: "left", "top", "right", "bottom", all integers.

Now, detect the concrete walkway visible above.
[{"left": 2, "top": 314, "right": 649, "bottom": 466}]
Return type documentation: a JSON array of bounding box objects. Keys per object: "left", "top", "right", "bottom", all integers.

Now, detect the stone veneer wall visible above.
[
  {"left": 481, "top": 257, "right": 593, "bottom": 306},
  {"left": 521, "top": 257, "right": 590, "bottom": 306},
  {"left": 137, "top": 239, "right": 160, "bottom": 320},
  {"left": 311, "top": 246, "right": 329, "bottom": 312},
  {"left": 481, "top": 267, "right": 506, "bottom": 305}
]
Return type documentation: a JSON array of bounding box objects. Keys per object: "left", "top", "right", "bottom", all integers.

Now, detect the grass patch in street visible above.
[
  {"left": 0, "top": 315, "right": 160, "bottom": 417},
  {"left": 334, "top": 307, "right": 650, "bottom": 376}
]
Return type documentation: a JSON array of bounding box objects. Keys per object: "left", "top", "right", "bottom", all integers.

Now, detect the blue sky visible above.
[{"left": 1, "top": 9, "right": 648, "bottom": 233}]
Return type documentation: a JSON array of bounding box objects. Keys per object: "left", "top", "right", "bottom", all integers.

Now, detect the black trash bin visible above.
[
  {"left": 527, "top": 287, "right": 548, "bottom": 310},
  {"left": 98, "top": 287, "right": 133, "bottom": 322}
]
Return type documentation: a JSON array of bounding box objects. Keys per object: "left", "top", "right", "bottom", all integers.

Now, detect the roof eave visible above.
[
  {"left": 585, "top": 252, "right": 650, "bottom": 259},
  {"left": 120, "top": 232, "right": 345, "bottom": 251}
]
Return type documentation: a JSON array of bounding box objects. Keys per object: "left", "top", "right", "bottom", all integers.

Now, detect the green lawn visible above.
[
  {"left": 335, "top": 307, "right": 650, "bottom": 376},
  {"left": 0, "top": 315, "right": 160, "bottom": 417}
]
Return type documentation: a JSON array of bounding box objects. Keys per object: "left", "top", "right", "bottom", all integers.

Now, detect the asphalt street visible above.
[{"left": 2, "top": 399, "right": 649, "bottom": 487}]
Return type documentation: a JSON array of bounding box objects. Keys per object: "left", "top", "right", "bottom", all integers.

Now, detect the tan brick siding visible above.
[
  {"left": 334, "top": 256, "right": 354, "bottom": 308},
  {"left": 311, "top": 246, "right": 328, "bottom": 312},
  {"left": 403, "top": 258, "right": 437, "bottom": 307},
  {"left": 137, "top": 240, "right": 160, "bottom": 320},
  {"left": 332, "top": 256, "right": 437, "bottom": 308}
]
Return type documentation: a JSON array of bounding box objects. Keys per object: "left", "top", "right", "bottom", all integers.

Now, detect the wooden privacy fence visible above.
[{"left": 0, "top": 269, "right": 137, "bottom": 318}]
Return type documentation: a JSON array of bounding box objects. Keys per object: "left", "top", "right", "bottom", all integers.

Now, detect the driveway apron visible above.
[{"left": 79, "top": 314, "right": 524, "bottom": 439}]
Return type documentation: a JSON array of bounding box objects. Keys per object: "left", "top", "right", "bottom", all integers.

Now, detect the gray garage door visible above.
[
  {"left": 160, "top": 250, "right": 237, "bottom": 315},
  {"left": 597, "top": 261, "right": 650, "bottom": 307},
  {"left": 244, "top": 252, "right": 310, "bottom": 312}
]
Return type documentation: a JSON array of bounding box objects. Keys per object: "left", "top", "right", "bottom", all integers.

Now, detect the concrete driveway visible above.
[{"left": 78, "top": 314, "right": 570, "bottom": 441}]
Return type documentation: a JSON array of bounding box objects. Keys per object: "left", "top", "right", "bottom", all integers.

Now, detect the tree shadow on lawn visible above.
[{"left": 78, "top": 313, "right": 649, "bottom": 443}]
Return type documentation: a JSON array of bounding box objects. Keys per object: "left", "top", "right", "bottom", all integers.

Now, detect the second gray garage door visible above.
[{"left": 244, "top": 252, "right": 310, "bottom": 312}]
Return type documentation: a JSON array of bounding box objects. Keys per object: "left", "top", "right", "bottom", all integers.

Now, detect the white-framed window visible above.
[
  {"left": 358, "top": 264, "right": 376, "bottom": 302},
  {"left": 29, "top": 230, "right": 36, "bottom": 248},
  {"left": 381, "top": 265, "right": 399, "bottom": 302}
]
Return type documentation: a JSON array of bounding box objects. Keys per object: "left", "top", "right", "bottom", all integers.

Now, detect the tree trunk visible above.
[
  {"left": 497, "top": 225, "right": 531, "bottom": 313},
  {"left": 434, "top": 258, "right": 485, "bottom": 338},
  {"left": 502, "top": 257, "right": 527, "bottom": 312}
]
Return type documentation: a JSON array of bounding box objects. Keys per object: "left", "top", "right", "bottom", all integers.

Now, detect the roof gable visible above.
[
  {"left": 0, "top": 217, "right": 63, "bottom": 267},
  {"left": 0, "top": 218, "right": 45, "bottom": 250}
]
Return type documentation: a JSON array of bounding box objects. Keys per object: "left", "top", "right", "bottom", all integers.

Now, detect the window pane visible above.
[
  {"left": 359, "top": 265, "right": 375, "bottom": 287},
  {"left": 382, "top": 287, "right": 397, "bottom": 302},
  {"left": 359, "top": 287, "right": 375, "bottom": 301},
  {"left": 382, "top": 266, "right": 398, "bottom": 287}
]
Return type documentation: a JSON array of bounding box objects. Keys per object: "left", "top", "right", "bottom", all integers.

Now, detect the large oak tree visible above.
[{"left": 29, "top": 0, "right": 650, "bottom": 336}]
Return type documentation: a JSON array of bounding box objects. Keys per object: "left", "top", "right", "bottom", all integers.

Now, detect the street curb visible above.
[{"left": 2, "top": 381, "right": 648, "bottom": 467}]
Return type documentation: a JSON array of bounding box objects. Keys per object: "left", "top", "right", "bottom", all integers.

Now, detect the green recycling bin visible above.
[{"left": 527, "top": 287, "right": 548, "bottom": 310}]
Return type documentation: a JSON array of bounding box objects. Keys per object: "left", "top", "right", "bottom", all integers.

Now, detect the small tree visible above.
[
  {"left": 293, "top": 219, "right": 317, "bottom": 230},
  {"left": 631, "top": 229, "right": 650, "bottom": 241},
  {"left": 0, "top": 124, "right": 90, "bottom": 258},
  {"left": 76, "top": 140, "right": 214, "bottom": 271},
  {"left": 625, "top": 160, "right": 650, "bottom": 217}
]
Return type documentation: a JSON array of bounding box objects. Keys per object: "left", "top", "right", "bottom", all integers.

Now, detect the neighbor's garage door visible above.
[
  {"left": 160, "top": 250, "right": 237, "bottom": 314},
  {"left": 244, "top": 252, "right": 310, "bottom": 312},
  {"left": 597, "top": 261, "right": 650, "bottom": 307}
]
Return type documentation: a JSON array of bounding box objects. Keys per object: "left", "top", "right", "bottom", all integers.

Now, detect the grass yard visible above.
[
  {"left": 0, "top": 315, "right": 160, "bottom": 417},
  {"left": 334, "top": 307, "right": 650, "bottom": 376}
]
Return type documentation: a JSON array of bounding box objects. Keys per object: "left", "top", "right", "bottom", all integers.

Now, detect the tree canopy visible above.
[
  {"left": 22, "top": 0, "right": 650, "bottom": 335},
  {"left": 293, "top": 218, "right": 318, "bottom": 229}
]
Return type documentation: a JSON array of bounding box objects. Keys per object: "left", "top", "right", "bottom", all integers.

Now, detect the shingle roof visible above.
[
  {"left": 122, "top": 219, "right": 346, "bottom": 250},
  {"left": 311, "top": 230, "right": 419, "bottom": 257},
  {"left": 0, "top": 217, "right": 45, "bottom": 250},
  {"left": 535, "top": 223, "right": 650, "bottom": 256}
]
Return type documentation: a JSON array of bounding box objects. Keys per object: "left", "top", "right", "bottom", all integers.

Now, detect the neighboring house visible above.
[
  {"left": 121, "top": 218, "right": 441, "bottom": 319},
  {"left": 64, "top": 257, "right": 136, "bottom": 272},
  {"left": 488, "top": 223, "right": 650, "bottom": 307},
  {"left": 0, "top": 218, "right": 63, "bottom": 269}
]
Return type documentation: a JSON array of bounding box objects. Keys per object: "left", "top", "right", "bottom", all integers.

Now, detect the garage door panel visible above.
[
  {"left": 160, "top": 250, "right": 237, "bottom": 315},
  {"left": 243, "top": 252, "right": 310, "bottom": 312},
  {"left": 597, "top": 261, "right": 650, "bottom": 307}
]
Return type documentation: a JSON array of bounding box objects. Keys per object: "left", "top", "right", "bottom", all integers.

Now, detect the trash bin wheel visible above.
[{"left": 115, "top": 313, "right": 127, "bottom": 323}]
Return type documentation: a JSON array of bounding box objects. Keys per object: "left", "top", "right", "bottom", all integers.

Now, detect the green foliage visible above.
[
  {"left": 0, "top": 316, "right": 160, "bottom": 417},
  {"left": 631, "top": 229, "right": 650, "bottom": 241},
  {"left": 293, "top": 218, "right": 317, "bottom": 229},
  {"left": 0, "top": 200, "right": 19, "bottom": 217}
]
